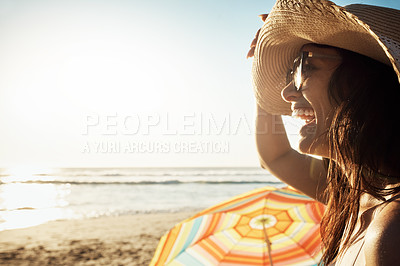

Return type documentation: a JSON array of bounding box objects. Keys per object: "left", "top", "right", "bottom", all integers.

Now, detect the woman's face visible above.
[{"left": 281, "top": 44, "right": 342, "bottom": 158}]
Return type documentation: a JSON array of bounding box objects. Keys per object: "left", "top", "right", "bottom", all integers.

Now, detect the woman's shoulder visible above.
[{"left": 363, "top": 198, "right": 400, "bottom": 264}]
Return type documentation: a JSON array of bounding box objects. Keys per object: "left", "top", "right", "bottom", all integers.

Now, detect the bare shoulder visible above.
[{"left": 364, "top": 199, "right": 400, "bottom": 265}]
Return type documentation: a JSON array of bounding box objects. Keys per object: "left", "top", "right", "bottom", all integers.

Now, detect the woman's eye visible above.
[
  {"left": 302, "top": 64, "right": 316, "bottom": 78},
  {"left": 303, "top": 64, "right": 315, "bottom": 73}
]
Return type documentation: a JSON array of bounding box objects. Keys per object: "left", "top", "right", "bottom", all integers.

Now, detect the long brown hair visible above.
[{"left": 319, "top": 47, "right": 400, "bottom": 265}]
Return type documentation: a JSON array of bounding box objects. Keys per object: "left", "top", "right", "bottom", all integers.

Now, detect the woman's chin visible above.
[
  {"left": 298, "top": 140, "right": 328, "bottom": 157},
  {"left": 299, "top": 119, "right": 317, "bottom": 137},
  {"left": 297, "top": 121, "right": 314, "bottom": 149},
  {"left": 298, "top": 122, "right": 329, "bottom": 157}
]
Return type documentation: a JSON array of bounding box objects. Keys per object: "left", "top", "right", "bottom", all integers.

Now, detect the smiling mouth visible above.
[{"left": 292, "top": 108, "right": 315, "bottom": 124}]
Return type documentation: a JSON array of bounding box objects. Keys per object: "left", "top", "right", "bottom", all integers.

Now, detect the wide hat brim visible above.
[{"left": 253, "top": 0, "right": 400, "bottom": 115}]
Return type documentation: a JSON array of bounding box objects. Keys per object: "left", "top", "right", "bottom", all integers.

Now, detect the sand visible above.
[{"left": 0, "top": 212, "right": 195, "bottom": 266}]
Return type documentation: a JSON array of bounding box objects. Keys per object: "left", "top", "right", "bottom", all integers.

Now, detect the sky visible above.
[{"left": 0, "top": 0, "right": 399, "bottom": 168}]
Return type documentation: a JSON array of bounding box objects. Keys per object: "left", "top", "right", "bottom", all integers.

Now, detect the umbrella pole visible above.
[{"left": 263, "top": 224, "right": 274, "bottom": 266}]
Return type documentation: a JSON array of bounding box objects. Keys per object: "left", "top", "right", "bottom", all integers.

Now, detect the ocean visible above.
[{"left": 0, "top": 167, "right": 283, "bottom": 231}]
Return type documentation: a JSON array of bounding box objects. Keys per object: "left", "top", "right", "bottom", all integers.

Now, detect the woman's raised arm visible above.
[{"left": 256, "top": 104, "right": 328, "bottom": 203}]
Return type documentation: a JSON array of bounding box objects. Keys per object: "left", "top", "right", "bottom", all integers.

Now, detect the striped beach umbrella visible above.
[{"left": 151, "top": 186, "right": 325, "bottom": 266}]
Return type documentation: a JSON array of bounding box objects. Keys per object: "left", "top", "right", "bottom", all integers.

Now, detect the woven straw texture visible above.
[{"left": 253, "top": 0, "right": 400, "bottom": 115}]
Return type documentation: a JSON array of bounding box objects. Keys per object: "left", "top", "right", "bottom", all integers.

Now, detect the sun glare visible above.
[
  {"left": 1, "top": 166, "right": 54, "bottom": 183},
  {"left": 0, "top": 166, "right": 71, "bottom": 231}
]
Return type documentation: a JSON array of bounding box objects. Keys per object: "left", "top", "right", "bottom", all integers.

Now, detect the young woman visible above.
[{"left": 248, "top": 1, "right": 400, "bottom": 265}]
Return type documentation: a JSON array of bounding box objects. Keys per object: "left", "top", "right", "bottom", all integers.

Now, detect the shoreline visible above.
[{"left": 0, "top": 212, "right": 196, "bottom": 265}]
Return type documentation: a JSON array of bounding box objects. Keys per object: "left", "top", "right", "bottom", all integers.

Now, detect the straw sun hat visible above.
[{"left": 251, "top": 0, "right": 400, "bottom": 115}]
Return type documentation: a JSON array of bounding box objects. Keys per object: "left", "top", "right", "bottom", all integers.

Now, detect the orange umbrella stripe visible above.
[
  {"left": 270, "top": 238, "right": 322, "bottom": 259},
  {"left": 203, "top": 213, "right": 222, "bottom": 236},
  {"left": 266, "top": 195, "right": 313, "bottom": 206},
  {"left": 306, "top": 203, "right": 325, "bottom": 221},
  {"left": 153, "top": 223, "right": 182, "bottom": 265},
  {"left": 272, "top": 249, "right": 321, "bottom": 265},
  {"left": 190, "top": 244, "right": 219, "bottom": 265},
  {"left": 271, "top": 248, "right": 314, "bottom": 263},
  {"left": 297, "top": 227, "right": 322, "bottom": 252},
  {"left": 196, "top": 213, "right": 222, "bottom": 239},
  {"left": 270, "top": 243, "right": 320, "bottom": 259},
  {"left": 222, "top": 253, "right": 270, "bottom": 266},
  {"left": 197, "top": 238, "right": 226, "bottom": 261},
  {"left": 224, "top": 247, "right": 269, "bottom": 256},
  {"left": 271, "top": 233, "right": 321, "bottom": 256},
  {"left": 302, "top": 204, "right": 318, "bottom": 222}
]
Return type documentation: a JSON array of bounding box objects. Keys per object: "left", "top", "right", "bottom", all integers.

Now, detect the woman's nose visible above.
[{"left": 281, "top": 82, "right": 302, "bottom": 103}]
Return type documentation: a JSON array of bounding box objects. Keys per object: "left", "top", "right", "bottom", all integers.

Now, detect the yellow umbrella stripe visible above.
[
  {"left": 229, "top": 200, "right": 267, "bottom": 215},
  {"left": 267, "top": 227, "right": 322, "bottom": 261},
  {"left": 284, "top": 206, "right": 318, "bottom": 223},
  {"left": 268, "top": 223, "right": 319, "bottom": 245},
  {"left": 269, "top": 233, "right": 322, "bottom": 262},
  {"left": 213, "top": 229, "right": 243, "bottom": 250},
  {"left": 283, "top": 223, "right": 315, "bottom": 241}
]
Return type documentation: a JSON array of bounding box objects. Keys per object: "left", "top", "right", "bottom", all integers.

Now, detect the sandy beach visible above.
[
  {"left": 0, "top": 212, "right": 195, "bottom": 266},
  {"left": 0, "top": 168, "right": 274, "bottom": 265}
]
